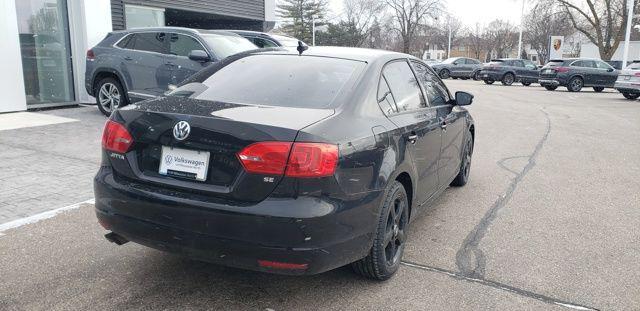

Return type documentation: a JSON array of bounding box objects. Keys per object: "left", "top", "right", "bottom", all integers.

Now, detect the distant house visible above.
[{"left": 422, "top": 43, "right": 447, "bottom": 61}]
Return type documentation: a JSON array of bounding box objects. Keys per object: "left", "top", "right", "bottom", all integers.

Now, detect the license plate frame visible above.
[{"left": 158, "top": 146, "right": 210, "bottom": 182}]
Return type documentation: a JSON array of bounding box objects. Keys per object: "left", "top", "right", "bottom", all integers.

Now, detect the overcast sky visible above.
[{"left": 326, "top": 0, "right": 527, "bottom": 26}]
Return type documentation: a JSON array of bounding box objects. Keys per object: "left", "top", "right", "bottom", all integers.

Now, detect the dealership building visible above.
[{"left": 1, "top": 0, "right": 276, "bottom": 113}]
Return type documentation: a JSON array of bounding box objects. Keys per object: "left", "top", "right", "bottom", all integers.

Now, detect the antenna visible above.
[{"left": 297, "top": 41, "right": 308, "bottom": 55}]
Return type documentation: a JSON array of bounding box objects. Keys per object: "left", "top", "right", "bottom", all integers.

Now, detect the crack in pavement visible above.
[
  {"left": 401, "top": 261, "right": 599, "bottom": 311},
  {"left": 455, "top": 109, "right": 552, "bottom": 279}
]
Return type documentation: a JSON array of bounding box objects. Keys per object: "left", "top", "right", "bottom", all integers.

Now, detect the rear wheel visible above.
[
  {"left": 544, "top": 85, "right": 558, "bottom": 91},
  {"left": 96, "top": 77, "right": 126, "bottom": 116},
  {"left": 352, "top": 181, "right": 409, "bottom": 281},
  {"left": 451, "top": 133, "right": 473, "bottom": 187},
  {"left": 567, "top": 77, "right": 583, "bottom": 92},
  {"left": 439, "top": 69, "right": 450, "bottom": 79},
  {"left": 501, "top": 73, "right": 515, "bottom": 86},
  {"left": 484, "top": 80, "right": 495, "bottom": 85},
  {"left": 593, "top": 87, "right": 604, "bottom": 92},
  {"left": 622, "top": 92, "right": 640, "bottom": 99}
]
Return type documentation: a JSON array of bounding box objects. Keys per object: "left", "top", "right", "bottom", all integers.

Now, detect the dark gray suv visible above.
[
  {"left": 86, "top": 27, "right": 257, "bottom": 116},
  {"left": 480, "top": 58, "right": 540, "bottom": 86},
  {"left": 430, "top": 57, "right": 483, "bottom": 80},
  {"left": 539, "top": 58, "right": 618, "bottom": 92}
]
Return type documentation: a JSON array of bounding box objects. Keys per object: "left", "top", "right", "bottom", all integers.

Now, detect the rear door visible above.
[
  {"left": 571, "top": 60, "right": 597, "bottom": 85},
  {"left": 123, "top": 32, "right": 172, "bottom": 99},
  {"left": 453, "top": 58, "right": 470, "bottom": 76},
  {"left": 383, "top": 59, "right": 441, "bottom": 204},
  {"left": 523, "top": 60, "right": 539, "bottom": 82},
  {"left": 512, "top": 60, "right": 527, "bottom": 81},
  {"left": 594, "top": 60, "right": 617, "bottom": 86},
  {"left": 166, "top": 33, "right": 213, "bottom": 86}
]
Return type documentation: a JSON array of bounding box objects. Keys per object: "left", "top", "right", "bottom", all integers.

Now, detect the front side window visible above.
[
  {"left": 132, "top": 32, "right": 167, "bottom": 54},
  {"left": 411, "top": 61, "right": 449, "bottom": 107},
  {"left": 524, "top": 60, "right": 536, "bottom": 69},
  {"left": 382, "top": 60, "right": 426, "bottom": 112},
  {"left": 513, "top": 60, "right": 525, "bottom": 67},
  {"left": 595, "top": 61, "right": 612, "bottom": 70},
  {"left": 466, "top": 59, "right": 479, "bottom": 65},
  {"left": 168, "top": 33, "right": 205, "bottom": 57}
]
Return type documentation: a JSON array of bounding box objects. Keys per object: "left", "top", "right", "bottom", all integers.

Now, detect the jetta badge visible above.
[{"left": 173, "top": 121, "right": 191, "bottom": 141}]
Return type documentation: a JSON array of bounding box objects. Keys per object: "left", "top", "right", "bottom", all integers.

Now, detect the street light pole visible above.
[
  {"left": 517, "top": 0, "right": 525, "bottom": 59},
  {"left": 622, "top": 0, "right": 634, "bottom": 66},
  {"left": 447, "top": 21, "right": 452, "bottom": 59},
  {"left": 312, "top": 16, "right": 316, "bottom": 46}
]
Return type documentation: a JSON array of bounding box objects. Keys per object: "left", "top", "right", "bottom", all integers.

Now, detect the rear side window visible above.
[
  {"left": 466, "top": 59, "right": 480, "bottom": 65},
  {"left": 168, "top": 33, "right": 205, "bottom": 57},
  {"left": 116, "top": 34, "right": 134, "bottom": 49},
  {"left": 595, "top": 61, "right": 612, "bottom": 70},
  {"left": 132, "top": 32, "right": 167, "bottom": 54},
  {"left": 383, "top": 60, "right": 427, "bottom": 112},
  {"left": 513, "top": 60, "right": 525, "bottom": 67},
  {"left": 192, "top": 55, "right": 364, "bottom": 108},
  {"left": 377, "top": 76, "right": 397, "bottom": 115},
  {"left": 571, "top": 60, "right": 595, "bottom": 68},
  {"left": 411, "top": 60, "right": 449, "bottom": 106},
  {"left": 252, "top": 37, "right": 279, "bottom": 48}
]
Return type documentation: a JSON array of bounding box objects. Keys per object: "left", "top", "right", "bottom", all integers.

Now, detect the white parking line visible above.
[{"left": 0, "top": 199, "right": 95, "bottom": 236}]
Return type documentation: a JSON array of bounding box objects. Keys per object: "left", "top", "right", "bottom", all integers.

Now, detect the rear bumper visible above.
[
  {"left": 94, "top": 168, "right": 381, "bottom": 275},
  {"left": 614, "top": 81, "right": 640, "bottom": 93}
]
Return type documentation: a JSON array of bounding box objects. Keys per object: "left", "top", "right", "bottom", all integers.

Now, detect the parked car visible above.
[
  {"left": 606, "top": 60, "right": 631, "bottom": 70},
  {"left": 227, "top": 30, "right": 307, "bottom": 50},
  {"left": 95, "top": 47, "right": 475, "bottom": 280},
  {"left": 86, "top": 27, "right": 258, "bottom": 116},
  {"left": 430, "top": 57, "right": 483, "bottom": 80},
  {"left": 479, "top": 58, "right": 539, "bottom": 86},
  {"left": 614, "top": 61, "right": 640, "bottom": 99},
  {"left": 539, "top": 58, "right": 618, "bottom": 92}
]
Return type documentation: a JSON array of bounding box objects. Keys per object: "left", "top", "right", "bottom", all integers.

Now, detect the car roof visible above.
[
  {"left": 113, "top": 27, "right": 238, "bottom": 37},
  {"left": 250, "top": 46, "right": 412, "bottom": 62}
]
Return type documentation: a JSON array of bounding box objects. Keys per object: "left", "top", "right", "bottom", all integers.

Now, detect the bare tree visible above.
[
  {"left": 342, "top": 0, "right": 386, "bottom": 46},
  {"left": 523, "top": 1, "right": 573, "bottom": 64},
  {"left": 484, "top": 19, "right": 518, "bottom": 59},
  {"left": 385, "top": 0, "right": 443, "bottom": 53},
  {"left": 467, "top": 23, "right": 487, "bottom": 60},
  {"left": 556, "top": 0, "right": 637, "bottom": 60}
]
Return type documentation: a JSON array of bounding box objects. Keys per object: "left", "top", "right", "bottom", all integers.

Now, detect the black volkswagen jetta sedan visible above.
[{"left": 95, "top": 47, "right": 475, "bottom": 280}]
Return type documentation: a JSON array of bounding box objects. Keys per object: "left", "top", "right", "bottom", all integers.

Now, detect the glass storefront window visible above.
[
  {"left": 15, "top": 0, "right": 75, "bottom": 106},
  {"left": 125, "top": 5, "right": 165, "bottom": 29}
]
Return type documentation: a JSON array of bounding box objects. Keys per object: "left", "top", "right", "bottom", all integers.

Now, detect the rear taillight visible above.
[
  {"left": 634, "top": 72, "right": 640, "bottom": 77},
  {"left": 555, "top": 66, "right": 570, "bottom": 73},
  {"left": 87, "top": 49, "right": 95, "bottom": 60},
  {"left": 286, "top": 143, "right": 338, "bottom": 178},
  {"left": 102, "top": 120, "right": 133, "bottom": 153},
  {"left": 237, "top": 142, "right": 338, "bottom": 178}
]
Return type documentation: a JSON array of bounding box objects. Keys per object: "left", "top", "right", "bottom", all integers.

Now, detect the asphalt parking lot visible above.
[{"left": 1, "top": 80, "right": 639, "bottom": 310}]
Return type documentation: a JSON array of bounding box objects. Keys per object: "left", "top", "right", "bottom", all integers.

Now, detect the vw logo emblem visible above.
[{"left": 173, "top": 121, "right": 191, "bottom": 141}]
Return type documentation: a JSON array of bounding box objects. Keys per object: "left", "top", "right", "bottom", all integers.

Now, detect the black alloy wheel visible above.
[
  {"left": 451, "top": 132, "right": 473, "bottom": 187},
  {"left": 622, "top": 92, "right": 640, "bottom": 100},
  {"left": 567, "top": 77, "right": 584, "bottom": 92},
  {"left": 501, "top": 73, "right": 515, "bottom": 86},
  {"left": 352, "top": 181, "right": 409, "bottom": 280},
  {"left": 440, "top": 69, "right": 451, "bottom": 79}
]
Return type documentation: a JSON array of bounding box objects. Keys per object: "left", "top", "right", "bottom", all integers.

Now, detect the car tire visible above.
[
  {"left": 544, "top": 85, "right": 558, "bottom": 91},
  {"left": 439, "top": 69, "right": 450, "bottom": 79},
  {"left": 593, "top": 87, "right": 604, "bottom": 92},
  {"left": 501, "top": 73, "right": 515, "bottom": 86},
  {"left": 567, "top": 77, "right": 583, "bottom": 92},
  {"left": 522, "top": 81, "right": 532, "bottom": 86},
  {"left": 622, "top": 92, "right": 640, "bottom": 99},
  {"left": 473, "top": 71, "right": 480, "bottom": 80},
  {"left": 452, "top": 77, "right": 459, "bottom": 80},
  {"left": 484, "top": 80, "right": 494, "bottom": 85},
  {"left": 352, "top": 180, "right": 409, "bottom": 281},
  {"left": 96, "top": 77, "right": 127, "bottom": 117},
  {"left": 451, "top": 132, "right": 473, "bottom": 187}
]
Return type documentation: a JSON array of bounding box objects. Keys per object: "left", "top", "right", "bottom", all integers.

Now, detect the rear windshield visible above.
[
  {"left": 545, "top": 60, "right": 566, "bottom": 67},
  {"left": 626, "top": 62, "right": 640, "bottom": 70},
  {"left": 201, "top": 34, "right": 257, "bottom": 59},
  {"left": 190, "top": 55, "right": 364, "bottom": 108}
]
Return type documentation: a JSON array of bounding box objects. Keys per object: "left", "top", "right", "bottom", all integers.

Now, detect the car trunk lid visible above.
[{"left": 109, "top": 96, "right": 334, "bottom": 203}]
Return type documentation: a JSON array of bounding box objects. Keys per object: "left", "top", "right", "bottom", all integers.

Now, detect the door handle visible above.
[
  {"left": 124, "top": 56, "right": 133, "bottom": 61},
  {"left": 407, "top": 134, "right": 418, "bottom": 144}
]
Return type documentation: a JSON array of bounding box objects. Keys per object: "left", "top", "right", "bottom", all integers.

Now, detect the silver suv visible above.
[{"left": 85, "top": 27, "right": 257, "bottom": 116}]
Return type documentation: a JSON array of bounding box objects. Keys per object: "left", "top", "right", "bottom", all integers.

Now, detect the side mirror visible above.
[
  {"left": 455, "top": 91, "right": 474, "bottom": 106},
  {"left": 188, "top": 50, "right": 211, "bottom": 62}
]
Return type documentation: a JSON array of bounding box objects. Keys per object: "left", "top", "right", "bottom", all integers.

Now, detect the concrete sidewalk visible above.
[{"left": 0, "top": 106, "right": 104, "bottom": 223}]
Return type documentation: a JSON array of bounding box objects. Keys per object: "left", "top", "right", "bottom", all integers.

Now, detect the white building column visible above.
[
  {"left": 67, "top": 0, "right": 113, "bottom": 104},
  {"left": 0, "top": 0, "right": 28, "bottom": 113}
]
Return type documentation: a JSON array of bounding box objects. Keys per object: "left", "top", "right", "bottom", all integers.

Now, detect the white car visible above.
[{"left": 614, "top": 61, "right": 640, "bottom": 99}]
